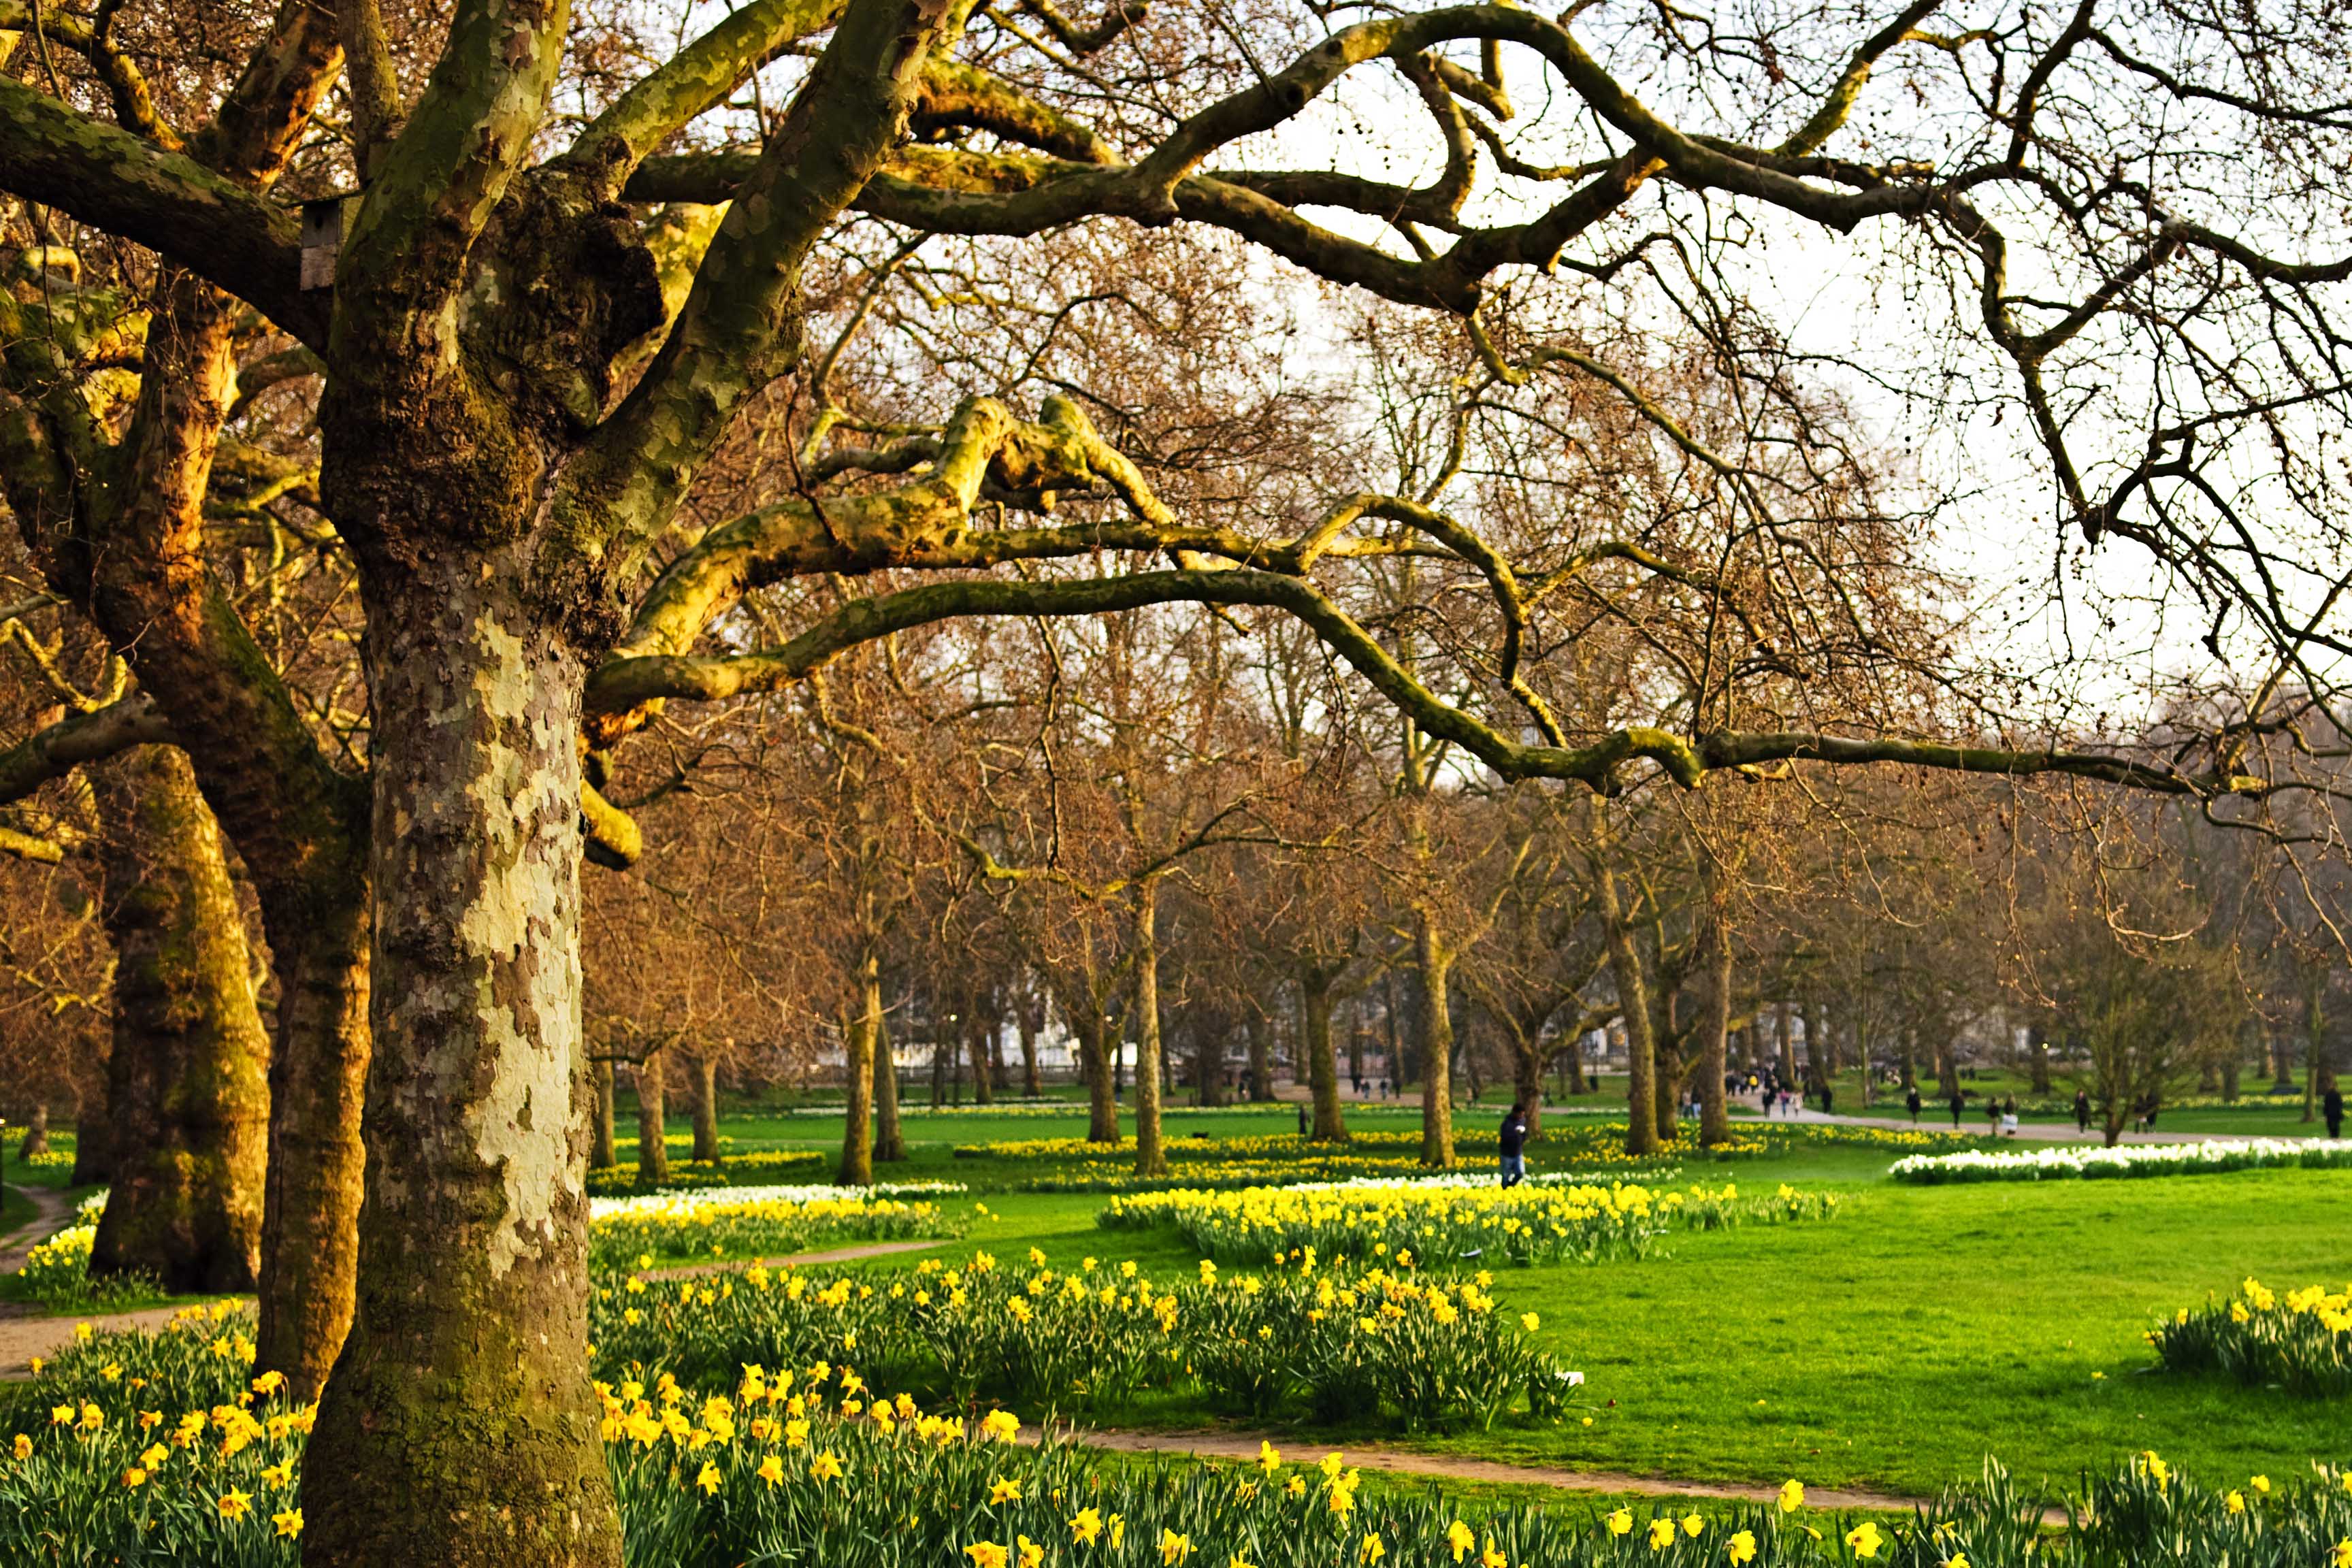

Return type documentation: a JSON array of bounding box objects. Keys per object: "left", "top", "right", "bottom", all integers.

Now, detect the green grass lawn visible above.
[{"left": 813, "top": 1151, "right": 2352, "bottom": 1500}]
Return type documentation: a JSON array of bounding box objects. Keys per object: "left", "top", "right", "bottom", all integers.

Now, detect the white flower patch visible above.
[
  {"left": 1889, "top": 1137, "right": 2352, "bottom": 1184},
  {"left": 587, "top": 1179, "right": 967, "bottom": 1220}
]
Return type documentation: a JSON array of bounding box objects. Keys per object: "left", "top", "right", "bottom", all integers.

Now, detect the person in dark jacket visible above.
[
  {"left": 2325, "top": 1083, "right": 2344, "bottom": 1141},
  {"left": 1297, "top": 1102, "right": 1309, "bottom": 1136},
  {"left": 1499, "top": 1103, "right": 1531, "bottom": 1188},
  {"left": 2074, "top": 1089, "right": 2092, "bottom": 1134},
  {"left": 1905, "top": 1087, "right": 1922, "bottom": 1124}
]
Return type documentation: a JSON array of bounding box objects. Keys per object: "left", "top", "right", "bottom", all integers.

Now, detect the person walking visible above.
[
  {"left": 1905, "top": 1086, "right": 1922, "bottom": 1124},
  {"left": 2325, "top": 1083, "right": 2342, "bottom": 1141},
  {"left": 1819, "top": 1082, "right": 1834, "bottom": 1115},
  {"left": 1296, "top": 1102, "right": 1309, "bottom": 1136},
  {"left": 1498, "top": 1102, "right": 1530, "bottom": 1188},
  {"left": 2074, "top": 1088, "right": 2091, "bottom": 1134},
  {"left": 1950, "top": 1089, "right": 1965, "bottom": 1128}
]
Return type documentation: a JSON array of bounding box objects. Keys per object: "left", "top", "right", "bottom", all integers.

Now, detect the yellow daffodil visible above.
[
  {"left": 1607, "top": 1509, "right": 1633, "bottom": 1537},
  {"left": 274, "top": 1509, "right": 304, "bottom": 1539},
  {"left": 1070, "top": 1507, "right": 1103, "bottom": 1545},
  {"left": 1647, "top": 1518, "right": 1677, "bottom": 1550},
  {"left": 809, "top": 1451, "right": 844, "bottom": 1482},
  {"left": 967, "top": 1544, "right": 1010, "bottom": 1568},
  {"left": 1779, "top": 1480, "right": 1805, "bottom": 1513},
  {"left": 1160, "top": 1527, "right": 1194, "bottom": 1564},
  {"left": 1448, "top": 1519, "right": 1477, "bottom": 1561},
  {"left": 2226, "top": 1492, "right": 2246, "bottom": 1515},
  {"left": 697, "top": 1463, "right": 721, "bottom": 1494},
  {"left": 2251, "top": 1475, "right": 2271, "bottom": 1495},
  {"left": 992, "top": 1478, "right": 1024, "bottom": 1503},
  {"left": 1682, "top": 1514, "right": 1704, "bottom": 1537},
  {"left": 122, "top": 1467, "right": 148, "bottom": 1488},
  {"left": 1727, "top": 1530, "right": 1757, "bottom": 1565},
  {"left": 756, "top": 1454, "right": 784, "bottom": 1486},
  {"left": 10, "top": 1435, "right": 28, "bottom": 1461},
  {"left": 217, "top": 1488, "right": 255, "bottom": 1522},
  {"left": 1360, "top": 1534, "right": 1386, "bottom": 1563},
  {"left": 1258, "top": 1440, "right": 1283, "bottom": 1473},
  {"left": 2332, "top": 1541, "right": 2352, "bottom": 1568},
  {"left": 1845, "top": 1522, "right": 1884, "bottom": 1560}
]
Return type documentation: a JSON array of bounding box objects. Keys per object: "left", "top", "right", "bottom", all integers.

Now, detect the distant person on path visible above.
[
  {"left": 1986, "top": 1098, "right": 2002, "bottom": 1137},
  {"left": 1499, "top": 1102, "right": 1531, "bottom": 1188},
  {"left": 1950, "top": 1090, "right": 1965, "bottom": 1128},
  {"left": 2074, "top": 1089, "right": 2092, "bottom": 1134},
  {"left": 1820, "top": 1083, "right": 1834, "bottom": 1115},
  {"left": 1905, "top": 1087, "right": 1922, "bottom": 1124},
  {"left": 2325, "top": 1084, "right": 2342, "bottom": 1141},
  {"left": 1297, "top": 1102, "right": 1309, "bottom": 1135}
]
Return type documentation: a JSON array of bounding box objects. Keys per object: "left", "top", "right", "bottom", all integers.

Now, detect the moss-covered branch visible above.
[
  {"left": 0, "top": 76, "right": 325, "bottom": 346},
  {"left": 587, "top": 567, "right": 2276, "bottom": 802},
  {"left": 546, "top": 0, "right": 957, "bottom": 605},
  {"left": 0, "top": 692, "right": 178, "bottom": 805},
  {"left": 559, "top": 0, "right": 850, "bottom": 197}
]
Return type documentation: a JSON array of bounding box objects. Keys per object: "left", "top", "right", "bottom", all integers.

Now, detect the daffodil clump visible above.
[
  {"left": 2149, "top": 1277, "right": 2352, "bottom": 1397},
  {"left": 1099, "top": 1180, "right": 1834, "bottom": 1268},
  {"left": 592, "top": 1247, "right": 1572, "bottom": 1431},
  {"left": 958, "top": 1132, "right": 1432, "bottom": 1162},
  {"left": 6, "top": 1225, "right": 157, "bottom": 1313},
  {"left": 0, "top": 1304, "right": 312, "bottom": 1565},
  {"left": 585, "top": 1187, "right": 961, "bottom": 1271},
  {"left": 13, "top": 1326, "right": 2352, "bottom": 1568}
]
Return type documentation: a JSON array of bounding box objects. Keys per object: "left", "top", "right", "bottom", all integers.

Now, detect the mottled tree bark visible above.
[
  {"left": 1246, "top": 1014, "right": 1274, "bottom": 1102},
  {"left": 636, "top": 1051, "right": 670, "bottom": 1187},
  {"left": 688, "top": 1052, "right": 720, "bottom": 1161},
  {"left": 306, "top": 566, "right": 617, "bottom": 1568},
  {"left": 86, "top": 745, "right": 269, "bottom": 1294},
  {"left": 590, "top": 1059, "right": 617, "bottom": 1168},
  {"left": 257, "top": 898, "right": 370, "bottom": 1399}
]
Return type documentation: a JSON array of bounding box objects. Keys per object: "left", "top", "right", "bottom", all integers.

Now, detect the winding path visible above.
[{"left": 1023, "top": 1424, "right": 1938, "bottom": 1514}]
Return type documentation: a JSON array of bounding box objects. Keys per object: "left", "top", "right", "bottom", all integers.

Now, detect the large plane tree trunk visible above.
[
  {"left": 86, "top": 745, "right": 270, "bottom": 1294},
  {"left": 305, "top": 563, "right": 617, "bottom": 1568}
]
